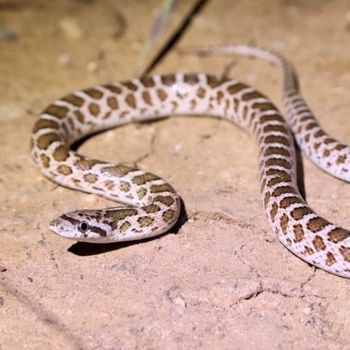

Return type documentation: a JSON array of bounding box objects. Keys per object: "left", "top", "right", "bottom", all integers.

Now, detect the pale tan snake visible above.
[{"left": 31, "top": 45, "right": 350, "bottom": 278}]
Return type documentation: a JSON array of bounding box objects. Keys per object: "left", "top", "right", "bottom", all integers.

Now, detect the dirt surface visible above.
[{"left": 1, "top": 0, "right": 350, "bottom": 349}]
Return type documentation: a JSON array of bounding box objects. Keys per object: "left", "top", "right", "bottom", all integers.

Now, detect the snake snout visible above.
[
  {"left": 49, "top": 217, "right": 67, "bottom": 236},
  {"left": 49, "top": 215, "right": 77, "bottom": 239}
]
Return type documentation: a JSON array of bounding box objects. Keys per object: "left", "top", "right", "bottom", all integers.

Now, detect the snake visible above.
[{"left": 31, "top": 45, "right": 350, "bottom": 279}]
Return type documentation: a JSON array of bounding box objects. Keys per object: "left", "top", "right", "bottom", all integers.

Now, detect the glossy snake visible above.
[{"left": 31, "top": 45, "right": 350, "bottom": 278}]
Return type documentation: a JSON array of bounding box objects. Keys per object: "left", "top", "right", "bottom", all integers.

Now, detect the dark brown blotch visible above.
[
  {"left": 143, "top": 204, "right": 161, "bottom": 214},
  {"left": 279, "top": 196, "right": 302, "bottom": 209},
  {"left": 53, "top": 145, "right": 69, "bottom": 161},
  {"left": 150, "top": 183, "right": 175, "bottom": 193},
  {"left": 161, "top": 74, "right": 176, "bottom": 86},
  {"left": 323, "top": 149, "right": 330, "bottom": 157},
  {"left": 328, "top": 228, "right": 350, "bottom": 243},
  {"left": 84, "top": 173, "right": 98, "bottom": 183},
  {"left": 291, "top": 206, "right": 313, "bottom": 220},
  {"left": 32, "top": 119, "right": 59, "bottom": 133},
  {"left": 305, "top": 122, "right": 318, "bottom": 131},
  {"left": 125, "top": 94, "right": 137, "bottom": 108},
  {"left": 263, "top": 124, "right": 288, "bottom": 134},
  {"left": 62, "top": 93, "right": 85, "bottom": 107},
  {"left": 140, "top": 76, "right": 155, "bottom": 87},
  {"left": 260, "top": 114, "right": 284, "bottom": 124},
  {"left": 313, "top": 235, "right": 326, "bottom": 251},
  {"left": 119, "top": 181, "right": 131, "bottom": 192},
  {"left": 156, "top": 89, "right": 168, "bottom": 102},
  {"left": 103, "top": 84, "right": 122, "bottom": 94},
  {"left": 280, "top": 214, "right": 289, "bottom": 235},
  {"left": 267, "top": 176, "right": 286, "bottom": 187},
  {"left": 75, "top": 158, "right": 105, "bottom": 170},
  {"left": 72, "top": 178, "right": 81, "bottom": 186},
  {"left": 207, "top": 75, "right": 222, "bottom": 88},
  {"left": 324, "top": 137, "right": 335, "bottom": 145},
  {"left": 264, "top": 146, "right": 291, "bottom": 158},
  {"left": 103, "top": 111, "right": 112, "bottom": 119},
  {"left": 293, "top": 224, "right": 304, "bottom": 242},
  {"left": 252, "top": 102, "right": 275, "bottom": 112},
  {"left": 325, "top": 252, "right": 336, "bottom": 266},
  {"left": 233, "top": 98, "right": 240, "bottom": 113},
  {"left": 265, "top": 158, "right": 292, "bottom": 170},
  {"left": 266, "top": 169, "right": 291, "bottom": 182},
  {"left": 36, "top": 133, "right": 61, "bottom": 150},
  {"left": 104, "top": 180, "right": 115, "bottom": 190},
  {"left": 142, "top": 91, "right": 152, "bottom": 106},
  {"left": 314, "top": 129, "right": 325, "bottom": 138},
  {"left": 241, "top": 90, "right": 262, "bottom": 101},
  {"left": 184, "top": 74, "right": 199, "bottom": 85},
  {"left": 197, "top": 87, "right": 206, "bottom": 98},
  {"left": 302, "top": 246, "right": 314, "bottom": 256},
  {"left": 137, "top": 187, "right": 147, "bottom": 199},
  {"left": 67, "top": 117, "right": 76, "bottom": 131},
  {"left": 272, "top": 186, "right": 297, "bottom": 197},
  {"left": 162, "top": 209, "right": 177, "bottom": 223},
  {"left": 216, "top": 90, "right": 224, "bottom": 103},
  {"left": 40, "top": 154, "right": 50, "bottom": 168},
  {"left": 263, "top": 192, "right": 270, "bottom": 208},
  {"left": 336, "top": 155, "right": 347, "bottom": 164},
  {"left": 119, "top": 221, "right": 131, "bottom": 233},
  {"left": 242, "top": 105, "right": 248, "bottom": 119},
  {"left": 57, "top": 164, "right": 72, "bottom": 175},
  {"left": 107, "top": 96, "right": 119, "bottom": 110},
  {"left": 88, "top": 103, "right": 101, "bottom": 117},
  {"left": 336, "top": 144, "right": 347, "bottom": 151},
  {"left": 154, "top": 195, "right": 175, "bottom": 206},
  {"left": 132, "top": 172, "right": 160, "bottom": 185},
  {"left": 102, "top": 164, "right": 136, "bottom": 177},
  {"left": 74, "top": 110, "right": 85, "bottom": 123},
  {"left": 138, "top": 216, "right": 154, "bottom": 227},
  {"left": 84, "top": 88, "right": 103, "bottom": 99},
  {"left": 107, "top": 208, "right": 138, "bottom": 221},
  {"left": 226, "top": 82, "right": 247, "bottom": 95},
  {"left": 264, "top": 135, "right": 290, "bottom": 147},
  {"left": 121, "top": 81, "right": 138, "bottom": 91},
  {"left": 190, "top": 99, "right": 197, "bottom": 110},
  {"left": 306, "top": 217, "right": 329, "bottom": 233},
  {"left": 300, "top": 115, "right": 313, "bottom": 122},
  {"left": 43, "top": 105, "right": 70, "bottom": 119},
  {"left": 270, "top": 202, "right": 278, "bottom": 222},
  {"left": 340, "top": 246, "right": 350, "bottom": 262}
]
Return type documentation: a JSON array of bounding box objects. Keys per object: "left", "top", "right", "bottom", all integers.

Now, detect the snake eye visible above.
[{"left": 78, "top": 222, "right": 90, "bottom": 233}]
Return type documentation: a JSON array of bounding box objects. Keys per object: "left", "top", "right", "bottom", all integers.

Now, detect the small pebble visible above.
[
  {"left": 86, "top": 61, "right": 98, "bottom": 72},
  {"left": 173, "top": 143, "right": 182, "bottom": 154},
  {"left": 59, "top": 17, "right": 83, "bottom": 40},
  {"left": 246, "top": 74, "right": 257, "bottom": 84},
  {"left": 345, "top": 12, "right": 350, "bottom": 30},
  {"left": 302, "top": 307, "right": 311, "bottom": 315},
  {"left": 0, "top": 105, "right": 23, "bottom": 122},
  {"left": 57, "top": 53, "right": 72, "bottom": 66},
  {"left": 0, "top": 28, "right": 18, "bottom": 42}
]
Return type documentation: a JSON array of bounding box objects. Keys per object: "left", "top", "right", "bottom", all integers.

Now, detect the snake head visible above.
[{"left": 49, "top": 210, "right": 112, "bottom": 243}]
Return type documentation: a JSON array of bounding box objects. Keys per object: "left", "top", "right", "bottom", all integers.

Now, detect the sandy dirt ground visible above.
[{"left": 1, "top": 0, "right": 350, "bottom": 349}]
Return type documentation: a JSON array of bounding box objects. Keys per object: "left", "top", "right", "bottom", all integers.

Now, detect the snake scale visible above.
[{"left": 31, "top": 45, "right": 350, "bottom": 278}]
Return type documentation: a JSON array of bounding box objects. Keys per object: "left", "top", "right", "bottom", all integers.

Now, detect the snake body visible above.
[{"left": 31, "top": 45, "right": 350, "bottom": 278}]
